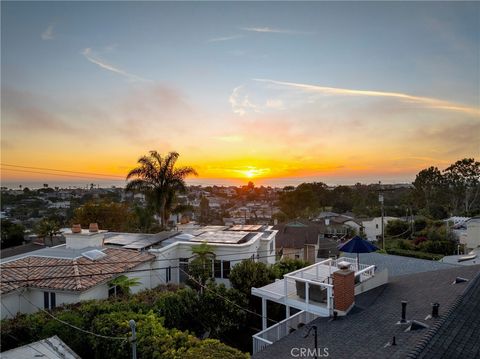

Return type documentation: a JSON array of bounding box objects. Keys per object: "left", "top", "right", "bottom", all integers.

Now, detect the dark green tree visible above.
[{"left": 126, "top": 151, "right": 198, "bottom": 228}]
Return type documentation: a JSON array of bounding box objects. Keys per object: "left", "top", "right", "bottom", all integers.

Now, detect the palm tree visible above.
[
  {"left": 126, "top": 151, "right": 197, "bottom": 228},
  {"left": 108, "top": 275, "right": 141, "bottom": 297},
  {"left": 35, "top": 219, "right": 61, "bottom": 246}
]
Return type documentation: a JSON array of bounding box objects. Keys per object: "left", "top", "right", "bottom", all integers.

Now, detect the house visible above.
[
  {"left": 273, "top": 221, "right": 339, "bottom": 263},
  {"left": 146, "top": 224, "right": 277, "bottom": 287},
  {"left": 362, "top": 216, "right": 401, "bottom": 241},
  {"left": 252, "top": 261, "right": 480, "bottom": 358},
  {"left": 1, "top": 227, "right": 155, "bottom": 319},
  {"left": 1, "top": 222, "right": 277, "bottom": 318},
  {"left": 1, "top": 335, "right": 80, "bottom": 359},
  {"left": 463, "top": 217, "right": 480, "bottom": 251}
]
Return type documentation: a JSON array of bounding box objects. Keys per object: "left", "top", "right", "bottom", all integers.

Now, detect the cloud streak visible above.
[
  {"left": 207, "top": 35, "right": 243, "bottom": 43},
  {"left": 240, "top": 26, "right": 308, "bottom": 34},
  {"left": 41, "top": 24, "right": 55, "bottom": 40},
  {"left": 253, "top": 78, "right": 480, "bottom": 116},
  {"left": 82, "top": 48, "right": 150, "bottom": 82}
]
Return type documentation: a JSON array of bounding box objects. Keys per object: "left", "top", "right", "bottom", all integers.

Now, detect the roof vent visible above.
[
  {"left": 453, "top": 277, "right": 469, "bottom": 284},
  {"left": 82, "top": 249, "right": 106, "bottom": 261},
  {"left": 404, "top": 320, "right": 429, "bottom": 332}
]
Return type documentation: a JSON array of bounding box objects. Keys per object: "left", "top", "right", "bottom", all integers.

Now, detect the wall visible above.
[
  {"left": 362, "top": 217, "right": 399, "bottom": 241},
  {"left": 465, "top": 219, "right": 480, "bottom": 250}
]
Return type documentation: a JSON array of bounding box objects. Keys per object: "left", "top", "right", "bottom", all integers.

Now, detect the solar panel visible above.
[{"left": 82, "top": 249, "right": 107, "bottom": 261}]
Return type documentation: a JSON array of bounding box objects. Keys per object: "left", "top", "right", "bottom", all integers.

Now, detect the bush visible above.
[
  {"left": 270, "top": 258, "right": 309, "bottom": 279},
  {"left": 387, "top": 248, "right": 444, "bottom": 260},
  {"left": 229, "top": 260, "right": 274, "bottom": 297}
]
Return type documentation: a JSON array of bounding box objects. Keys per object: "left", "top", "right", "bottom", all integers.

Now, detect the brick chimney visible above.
[{"left": 333, "top": 267, "right": 355, "bottom": 313}]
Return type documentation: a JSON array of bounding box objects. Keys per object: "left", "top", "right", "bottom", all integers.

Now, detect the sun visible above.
[{"left": 244, "top": 169, "right": 257, "bottom": 178}]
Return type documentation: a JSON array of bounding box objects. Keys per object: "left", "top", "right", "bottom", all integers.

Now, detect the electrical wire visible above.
[
  {"left": 1, "top": 252, "right": 290, "bottom": 284},
  {"left": 1, "top": 163, "right": 125, "bottom": 179},
  {"left": 18, "top": 293, "right": 128, "bottom": 341}
]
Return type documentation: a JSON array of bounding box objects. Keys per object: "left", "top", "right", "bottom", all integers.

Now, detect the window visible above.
[
  {"left": 214, "top": 260, "right": 222, "bottom": 278},
  {"left": 108, "top": 286, "right": 117, "bottom": 298},
  {"left": 376, "top": 224, "right": 379, "bottom": 229},
  {"left": 270, "top": 241, "right": 274, "bottom": 255},
  {"left": 213, "top": 260, "right": 231, "bottom": 279},
  {"left": 166, "top": 266, "right": 172, "bottom": 283},
  {"left": 43, "top": 292, "right": 56, "bottom": 310},
  {"left": 179, "top": 258, "right": 189, "bottom": 283},
  {"left": 223, "top": 261, "right": 230, "bottom": 279}
]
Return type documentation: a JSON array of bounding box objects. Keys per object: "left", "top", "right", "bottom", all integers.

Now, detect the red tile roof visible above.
[{"left": 1, "top": 248, "right": 155, "bottom": 294}]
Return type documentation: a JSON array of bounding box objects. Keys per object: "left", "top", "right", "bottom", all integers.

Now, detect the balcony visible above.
[
  {"left": 252, "top": 310, "right": 317, "bottom": 355},
  {"left": 252, "top": 257, "right": 376, "bottom": 318}
]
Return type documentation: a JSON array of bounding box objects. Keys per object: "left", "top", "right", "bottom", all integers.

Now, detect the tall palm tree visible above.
[{"left": 126, "top": 151, "right": 197, "bottom": 228}]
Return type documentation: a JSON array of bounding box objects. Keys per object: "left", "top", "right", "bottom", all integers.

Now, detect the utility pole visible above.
[
  {"left": 129, "top": 320, "right": 137, "bottom": 359},
  {"left": 379, "top": 182, "right": 385, "bottom": 250}
]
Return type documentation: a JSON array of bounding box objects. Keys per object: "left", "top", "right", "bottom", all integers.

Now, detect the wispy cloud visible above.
[
  {"left": 240, "top": 26, "right": 309, "bottom": 34},
  {"left": 82, "top": 48, "right": 150, "bottom": 82},
  {"left": 253, "top": 78, "right": 480, "bottom": 116},
  {"left": 207, "top": 35, "right": 243, "bottom": 43},
  {"left": 229, "top": 85, "right": 261, "bottom": 116},
  {"left": 41, "top": 24, "right": 55, "bottom": 40}
]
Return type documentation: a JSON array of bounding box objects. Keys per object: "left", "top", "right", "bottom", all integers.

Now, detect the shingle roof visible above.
[
  {"left": 1, "top": 248, "right": 155, "bottom": 294},
  {"left": 343, "top": 252, "right": 459, "bottom": 277},
  {"left": 273, "top": 222, "right": 340, "bottom": 253},
  {"left": 408, "top": 271, "right": 480, "bottom": 359},
  {"left": 253, "top": 265, "right": 480, "bottom": 359}
]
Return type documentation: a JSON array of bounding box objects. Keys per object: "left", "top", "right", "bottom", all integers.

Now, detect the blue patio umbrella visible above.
[{"left": 338, "top": 236, "right": 379, "bottom": 269}]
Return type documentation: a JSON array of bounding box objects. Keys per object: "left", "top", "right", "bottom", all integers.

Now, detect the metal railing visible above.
[{"left": 252, "top": 310, "right": 318, "bottom": 354}]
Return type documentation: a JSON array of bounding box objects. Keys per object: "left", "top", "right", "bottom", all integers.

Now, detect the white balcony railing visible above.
[{"left": 252, "top": 310, "right": 318, "bottom": 354}]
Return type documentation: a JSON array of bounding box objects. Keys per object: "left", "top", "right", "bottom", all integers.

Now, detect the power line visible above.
[
  {"left": 1, "top": 163, "right": 125, "bottom": 179},
  {"left": 1, "top": 168, "right": 125, "bottom": 181},
  {"left": 1, "top": 252, "right": 288, "bottom": 284},
  {"left": 18, "top": 293, "right": 128, "bottom": 341},
  {"left": 1, "top": 248, "right": 287, "bottom": 270}
]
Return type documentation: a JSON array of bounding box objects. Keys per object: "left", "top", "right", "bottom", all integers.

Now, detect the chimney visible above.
[
  {"left": 65, "top": 224, "right": 106, "bottom": 250},
  {"left": 89, "top": 223, "right": 99, "bottom": 232},
  {"left": 333, "top": 266, "right": 355, "bottom": 313}
]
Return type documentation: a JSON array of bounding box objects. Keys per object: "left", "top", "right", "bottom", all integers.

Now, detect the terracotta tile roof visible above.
[{"left": 0, "top": 248, "right": 155, "bottom": 294}]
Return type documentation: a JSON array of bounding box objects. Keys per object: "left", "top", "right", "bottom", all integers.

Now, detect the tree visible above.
[
  {"left": 1, "top": 220, "right": 25, "bottom": 249},
  {"left": 35, "top": 219, "right": 61, "bottom": 246},
  {"left": 443, "top": 158, "right": 480, "bottom": 214},
  {"left": 199, "top": 196, "right": 210, "bottom": 225},
  {"left": 385, "top": 219, "right": 410, "bottom": 238},
  {"left": 108, "top": 275, "right": 141, "bottom": 297},
  {"left": 126, "top": 151, "right": 198, "bottom": 228},
  {"left": 72, "top": 200, "right": 136, "bottom": 232},
  {"left": 188, "top": 242, "right": 215, "bottom": 291},
  {"left": 229, "top": 260, "right": 273, "bottom": 297}
]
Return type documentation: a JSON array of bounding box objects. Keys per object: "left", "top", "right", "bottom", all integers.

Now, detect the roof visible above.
[
  {"left": 254, "top": 265, "right": 480, "bottom": 359},
  {"left": 343, "top": 252, "right": 459, "bottom": 277},
  {"left": 409, "top": 269, "right": 480, "bottom": 359},
  {"left": 104, "top": 231, "right": 176, "bottom": 249},
  {"left": 1, "top": 248, "right": 155, "bottom": 294},
  {"left": 1, "top": 335, "right": 80, "bottom": 359},
  {"left": 273, "top": 222, "right": 339, "bottom": 251}
]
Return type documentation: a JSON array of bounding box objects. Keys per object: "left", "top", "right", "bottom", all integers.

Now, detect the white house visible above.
[
  {"left": 463, "top": 217, "right": 480, "bottom": 251},
  {"left": 1, "top": 223, "right": 277, "bottom": 318},
  {"left": 362, "top": 216, "right": 400, "bottom": 241},
  {"left": 1, "top": 228, "right": 156, "bottom": 319}
]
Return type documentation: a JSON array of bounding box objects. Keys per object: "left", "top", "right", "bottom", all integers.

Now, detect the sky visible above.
[{"left": 1, "top": 1, "right": 479, "bottom": 188}]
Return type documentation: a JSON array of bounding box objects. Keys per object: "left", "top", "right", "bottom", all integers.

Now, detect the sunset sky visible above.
[{"left": 1, "top": 2, "right": 479, "bottom": 188}]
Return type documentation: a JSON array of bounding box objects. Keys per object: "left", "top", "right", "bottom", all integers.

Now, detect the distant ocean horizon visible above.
[{"left": 1, "top": 176, "right": 414, "bottom": 190}]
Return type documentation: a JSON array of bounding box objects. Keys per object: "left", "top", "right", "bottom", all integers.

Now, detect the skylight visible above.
[{"left": 82, "top": 249, "right": 107, "bottom": 261}]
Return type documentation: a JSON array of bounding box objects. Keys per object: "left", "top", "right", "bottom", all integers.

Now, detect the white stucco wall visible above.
[
  {"left": 465, "top": 219, "right": 480, "bottom": 250},
  {"left": 362, "top": 217, "right": 399, "bottom": 241}
]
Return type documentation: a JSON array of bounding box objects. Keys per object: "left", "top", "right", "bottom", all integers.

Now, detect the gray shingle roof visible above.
[
  {"left": 343, "top": 252, "right": 459, "bottom": 277},
  {"left": 408, "top": 270, "right": 480, "bottom": 359},
  {"left": 253, "top": 265, "right": 480, "bottom": 359}
]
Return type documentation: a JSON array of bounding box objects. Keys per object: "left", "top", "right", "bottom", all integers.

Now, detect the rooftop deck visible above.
[{"left": 252, "top": 257, "right": 376, "bottom": 316}]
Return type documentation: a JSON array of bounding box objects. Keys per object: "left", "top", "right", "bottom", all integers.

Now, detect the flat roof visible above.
[
  {"left": 104, "top": 232, "right": 175, "bottom": 249},
  {"left": 190, "top": 231, "right": 259, "bottom": 244}
]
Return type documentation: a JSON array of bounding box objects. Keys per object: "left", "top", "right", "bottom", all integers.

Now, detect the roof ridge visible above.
[
  {"left": 72, "top": 259, "right": 83, "bottom": 290},
  {"left": 405, "top": 271, "right": 480, "bottom": 358}
]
